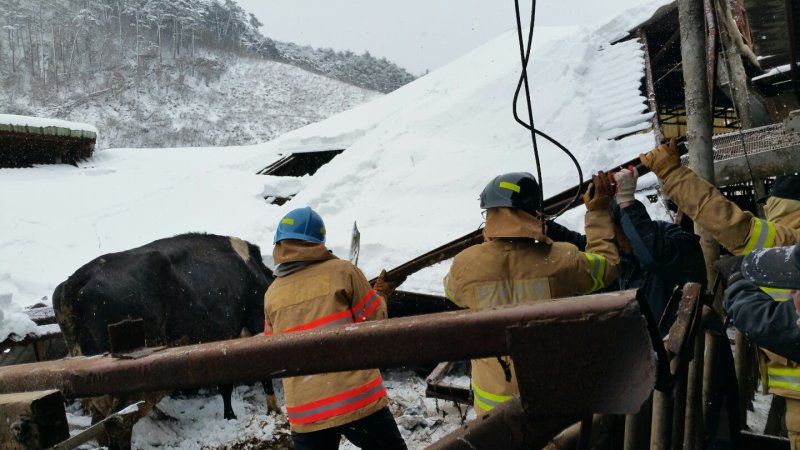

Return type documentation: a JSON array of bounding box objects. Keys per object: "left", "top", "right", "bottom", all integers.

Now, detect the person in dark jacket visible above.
[
  {"left": 547, "top": 167, "right": 707, "bottom": 336},
  {"left": 719, "top": 245, "right": 800, "bottom": 363}
]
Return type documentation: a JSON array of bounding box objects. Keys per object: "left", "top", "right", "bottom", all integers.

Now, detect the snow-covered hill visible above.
[{"left": 8, "top": 55, "right": 380, "bottom": 150}]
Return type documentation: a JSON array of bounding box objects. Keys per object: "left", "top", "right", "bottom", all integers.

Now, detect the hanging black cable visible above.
[{"left": 512, "top": 0, "right": 584, "bottom": 224}]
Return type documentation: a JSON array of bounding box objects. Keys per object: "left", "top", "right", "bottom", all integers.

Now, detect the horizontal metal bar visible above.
[{"left": 0, "top": 291, "right": 651, "bottom": 401}]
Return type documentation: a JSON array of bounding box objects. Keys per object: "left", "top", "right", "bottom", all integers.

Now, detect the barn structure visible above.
[{"left": 0, "top": 114, "right": 97, "bottom": 168}]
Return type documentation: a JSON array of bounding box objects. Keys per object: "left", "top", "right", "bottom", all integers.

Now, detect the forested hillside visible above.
[{"left": 0, "top": 0, "right": 415, "bottom": 148}]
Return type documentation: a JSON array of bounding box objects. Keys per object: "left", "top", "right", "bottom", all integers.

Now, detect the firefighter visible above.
[
  {"left": 640, "top": 139, "right": 800, "bottom": 449},
  {"left": 443, "top": 171, "right": 620, "bottom": 414},
  {"left": 716, "top": 245, "right": 800, "bottom": 363},
  {"left": 263, "top": 206, "right": 407, "bottom": 450},
  {"left": 547, "top": 166, "right": 707, "bottom": 335}
]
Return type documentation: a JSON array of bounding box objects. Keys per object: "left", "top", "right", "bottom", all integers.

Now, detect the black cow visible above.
[{"left": 52, "top": 233, "right": 275, "bottom": 449}]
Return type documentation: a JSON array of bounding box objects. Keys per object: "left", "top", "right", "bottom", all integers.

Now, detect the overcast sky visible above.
[{"left": 236, "top": 0, "right": 643, "bottom": 75}]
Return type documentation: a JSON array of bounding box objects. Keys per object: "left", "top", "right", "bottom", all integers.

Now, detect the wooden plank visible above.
[{"left": 0, "top": 390, "right": 69, "bottom": 449}]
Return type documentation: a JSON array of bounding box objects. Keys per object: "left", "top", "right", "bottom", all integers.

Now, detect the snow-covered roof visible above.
[{"left": 0, "top": 113, "right": 98, "bottom": 139}]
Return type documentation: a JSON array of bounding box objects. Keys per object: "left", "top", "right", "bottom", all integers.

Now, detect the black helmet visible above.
[{"left": 480, "top": 172, "right": 541, "bottom": 216}]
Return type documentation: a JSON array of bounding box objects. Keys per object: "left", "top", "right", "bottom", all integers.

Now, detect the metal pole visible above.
[
  {"left": 672, "top": 363, "right": 688, "bottom": 450},
  {"left": 684, "top": 328, "right": 706, "bottom": 450},
  {"left": 702, "top": 331, "right": 719, "bottom": 433},
  {"left": 624, "top": 395, "right": 652, "bottom": 450},
  {"left": 734, "top": 330, "right": 756, "bottom": 429},
  {"left": 0, "top": 292, "right": 653, "bottom": 400},
  {"left": 426, "top": 399, "right": 579, "bottom": 450},
  {"left": 651, "top": 386, "right": 674, "bottom": 450}
]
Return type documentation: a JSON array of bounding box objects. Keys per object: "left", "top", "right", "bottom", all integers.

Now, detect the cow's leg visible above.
[
  {"left": 219, "top": 384, "right": 237, "bottom": 420},
  {"left": 262, "top": 378, "right": 280, "bottom": 414}
]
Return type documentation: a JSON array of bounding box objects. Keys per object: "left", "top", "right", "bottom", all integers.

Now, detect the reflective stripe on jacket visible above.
[
  {"left": 472, "top": 376, "right": 513, "bottom": 413},
  {"left": 286, "top": 376, "right": 388, "bottom": 425},
  {"left": 659, "top": 166, "right": 800, "bottom": 398},
  {"left": 264, "top": 242, "right": 389, "bottom": 432}
]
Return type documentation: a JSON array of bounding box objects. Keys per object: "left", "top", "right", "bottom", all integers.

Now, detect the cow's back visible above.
[
  {"left": 144, "top": 233, "right": 272, "bottom": 343},
  {"left": 53, "top": 233, "right": 273, "bottom": 356}
]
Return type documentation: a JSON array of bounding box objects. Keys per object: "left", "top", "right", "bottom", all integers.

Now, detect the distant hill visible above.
[{"left": 0, "top": 0, "right": 415, "bottom": 149}]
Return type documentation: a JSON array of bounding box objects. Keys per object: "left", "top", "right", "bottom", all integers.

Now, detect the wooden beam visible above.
[{"left": 0, "top": 390, "right": 69, "bottom": 450}]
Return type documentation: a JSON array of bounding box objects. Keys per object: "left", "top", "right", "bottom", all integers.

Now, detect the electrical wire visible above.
[{"left": 512, "top": 0, "right": 584, "bottom": 223}]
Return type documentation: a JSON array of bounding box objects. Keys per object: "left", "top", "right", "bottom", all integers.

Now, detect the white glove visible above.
[{"left": 613, "top": 166, "right": 638, "bottom": 204}]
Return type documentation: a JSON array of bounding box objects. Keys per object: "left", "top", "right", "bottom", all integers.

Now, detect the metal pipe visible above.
[
  {"left": 684, "top": 327, "right": 706, "bottom": 450},
  {"left": 651, "top": 388, "right": 673, "bottom": 450},
  {"left": 623, "top": 395, "right": 652, "bottom": 450},
  {"left": 671, "top": 364, "right": 688, "bottom": 450},
  {"left": 702, "top": 331, "right": 719, "bottom": 428},
  {"left": 426, "top": 399, "right": 579, "bottom": 450},
  {"left": 0, "top": 292, "right": 653, "bottom": 402}
]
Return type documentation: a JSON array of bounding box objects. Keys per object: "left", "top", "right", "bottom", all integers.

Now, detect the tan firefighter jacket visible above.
[
  {"left": 264, "top": 240, "right": 389, "bottom": 432},
  {"left": 444, "top": 207, "right": 620, "bottom": 413},
  {"left": 657, "top": 164, "right": 800, "bottom": 399}
]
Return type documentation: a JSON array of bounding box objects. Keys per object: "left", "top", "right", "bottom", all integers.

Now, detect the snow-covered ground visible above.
[{"left": 0, "top": 0, "right": 705, "bottom": 448}]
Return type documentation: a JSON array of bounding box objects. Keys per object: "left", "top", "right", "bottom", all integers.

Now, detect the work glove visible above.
[
  {"left": 640, "top": 137, "right": 681, "bottom": 179},
  {"left": 266, "top": 393, "right": 281, "bottom": 414},
  {"left": 583, "top": 171, "right": 612, "bottom": 212},
  {"left": 373, "top": 269, "right": 397, "bottom": 298},
  {"left": 613, "top": 166, "right": 638, "bottom": 205},
  {"left": 714, "top": 254, "right": 745, "bottom": 286}
]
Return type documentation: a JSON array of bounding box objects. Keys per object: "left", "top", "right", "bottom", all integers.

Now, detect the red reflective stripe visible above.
[
  {"left": 283, "top": 289, "right": 380, "bottom": 332},
  {"left": 288, "top": 387, "right": 387, "bottom": 424},
  {"left": 263, "top": 320, "right": 273, "bottom": 336},
  {"left": 287, "top": 377, "right": 383, "bottom": 413}
]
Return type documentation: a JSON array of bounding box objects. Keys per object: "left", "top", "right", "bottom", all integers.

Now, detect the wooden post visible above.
[
  {"left": 640, "top": 28, "right": 665, "bottom": 145},
  {"left": 0, "top": 390, "right": 69, "bottom": 449},
  {"left": 679, "top": 0, "right": 719, "bottom": 290},
  {"left": 715, "top": 0, "right": 754, "bottom": 129}
]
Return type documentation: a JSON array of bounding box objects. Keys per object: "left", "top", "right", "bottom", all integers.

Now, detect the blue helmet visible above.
[{"left": 274, "top": 207, "right": 326, "bottom": 244}]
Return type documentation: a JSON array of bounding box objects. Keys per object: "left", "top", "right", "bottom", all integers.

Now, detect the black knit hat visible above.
[
  {"left": 741, "top": 245, "right": 800, "bottom": 290},
  {"left": 758, "top": 174, "right": 800, "bottom": 204}
]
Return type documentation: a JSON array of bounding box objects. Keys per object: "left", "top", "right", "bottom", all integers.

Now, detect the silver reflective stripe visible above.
[
  {"left": 473, "top": 389, "right": 504, "bottom": 409},
  {"left": 753, "top": 219, "right": 771, "bottom": 250},
  {"left": 353, "top": 292, "right": 380, "bottom": 320},
  {"left": 287, "top": 382, "right": 385, "bottom": 420},
  {"left": 770, "top": 374, "right": 800, "bottom": 384}
]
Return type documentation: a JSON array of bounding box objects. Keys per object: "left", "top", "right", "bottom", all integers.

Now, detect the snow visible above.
[
  {"left": 752, "top": 63, "right": 792, "bottom": 82},
  {"left": 0, "top": 0, "right": 681, "bottom": 448},
  {"left": 0, "top": 113, "right": 98, "bottom": 135}
]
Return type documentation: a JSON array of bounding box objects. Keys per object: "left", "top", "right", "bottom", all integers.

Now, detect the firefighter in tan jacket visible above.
[
  {"left": 444, "top": 171, "right": 620, "bottom": 414},
  {"left": 264, "top": 207, "right": 407, "bottom": 450},
  {"left": 640, "top": 139, "right": 800, "bottom": 448}
]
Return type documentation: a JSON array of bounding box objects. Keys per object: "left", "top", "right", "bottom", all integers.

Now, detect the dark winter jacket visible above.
[
  {"left": 547, "top": 200, "right": 706, "bottom": 335},
  {"left": 724, "top": 279, "right": 800, "bottom": 364}
]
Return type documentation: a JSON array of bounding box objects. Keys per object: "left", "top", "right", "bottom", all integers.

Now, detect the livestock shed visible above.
[
  {"left": 0, "top": 114, "right": 97, "bottom": 168},
  {"left": 609, "top": 0, "right": 800, "bottom": 201}
]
